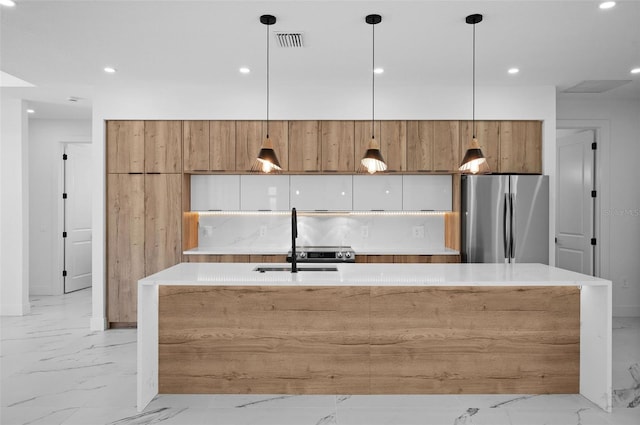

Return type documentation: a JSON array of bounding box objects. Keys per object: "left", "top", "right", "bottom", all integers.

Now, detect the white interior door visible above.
[
  {"left": 64, "top": 143, "right": 92, "bottom": 293},
  {"left": 556, "top": 130, "right": 594, "bottom": 275}
]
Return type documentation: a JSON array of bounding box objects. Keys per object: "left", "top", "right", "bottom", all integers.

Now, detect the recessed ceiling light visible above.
[
  {"left": 373, "top": 68, "right": 384, "bottom": 74},
  {"left": 239, "top": 67, "right": 251, "bottom": 74},
  {"left": 508, "top": 68, "right": 520, "bottom": 74},
  {"left": 599, "top": 2, "right": 616, "bottom": 9},
  {"left": 26, "top": 109, "right": 35, "bottom": 114},
  {"left": 104, "top": 67, "right": 117, "bottom": 73},
  {"left": 631, "top": 68, "right": 640, "bottom": 74},
  {"left": 0, "top": 0, "right": 16, "bottom": 7}
]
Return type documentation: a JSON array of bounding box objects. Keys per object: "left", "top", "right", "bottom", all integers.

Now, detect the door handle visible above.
[
  {"left": 509, "top": 193, "right": 516, "bottom": 259},
  {"left": 503, "top": 193, "right": 509, "bottom": 261}
]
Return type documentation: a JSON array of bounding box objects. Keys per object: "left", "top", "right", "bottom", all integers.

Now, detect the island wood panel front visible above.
[
  {"left": 159, "top": 286, "right": 371, "bottom": 394},
  {"left": 158, "top": 285, "right": 579, "bottom": 395}
]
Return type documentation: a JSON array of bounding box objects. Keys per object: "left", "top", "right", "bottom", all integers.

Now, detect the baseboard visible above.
[
  {"left": 613, "top": 305, "right": 640, "bottom": 317},
  {"left": 0, "top": 301, "right": 31, "bottom": 316},
  {"left": 90, "top": 315, "right": 107, "bottom": 331}
]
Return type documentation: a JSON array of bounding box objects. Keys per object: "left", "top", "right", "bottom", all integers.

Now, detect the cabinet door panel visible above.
[
  {"left": 433, "top": 121, "right": 460, "bottom": 172},
  {"left": 290, "top": 175, "right": 352, "bottom": 211},
  {"left": 406, "top": 121, "right": 433, "bottom": 171},
  {"left": 145, "top": 121, "right": 182, "bottom": 173},
  {"left": 402, "top": 175, "right": 452, "bottom": 211},
  {"left": 321, "top": 121, "right": 355, "bottom": 172},
  {"left": 240, "top": 175, "right": 290, "bottom": 211},
  {"left": 289, "top": 121, "right": 321, "bottom": 172},
  {"left": 460, "top": 121, "right": 499, "bottom": 173},
  {"left": 183, "top": 121, "right": 209, "bottom": 172},
  {"left": 190, "top": 175, "right": 240, "bottom": 211},
  {"left": 107, "top": 174, "right": 145, "bottom": 323},
  {"left": 210, "top": 121, "right": 236, "bottom": 171},
  {"left": 145, "top": 174, "right": 182, "bottom": 276},
  {"left": 353, "top": 175, "right": 402, "bottom": 211},
  {"left": 499, "top": 121, "right": 542, "bottom": 173},
  {"left": 107, "top": 121, "right": 144, "bottom": 173},
  {"left": 380, "top": 121, "right": 407, "bottom": 171}
]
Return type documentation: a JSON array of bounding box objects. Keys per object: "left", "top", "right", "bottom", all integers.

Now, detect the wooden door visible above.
[
  {"left": 107, "top": 121, "right": 144, "bottom": 173},
  {"left": 406, "top": 121, "right": 433, "bottom": 171},
  {"left": 289, "top": 121, "right": 321, "bottom": 172},
  {"left": 407, "top": 120, "right": 459, "bottom": 172},
  {"left": 460, "top": 121, "right": 499, "bottom": 173},
  {"left": 433, "top": 121, "right": 460, "bottom": 171},
  {"left": 499, "top": 121, "right": 542, "bottom": 173},
  {"left": 321, "top": 121, "right": 355, "bottom": 172},
  {"left": 183, "top": 121, "right": 209, "bottom": 172},
  {"left": 210, "top": 121, "right": 236, "bottom": 171},
  {"left": 145, "top": 174, "right": 182, "bottom": 277},
  {"left": 145, "top": 121, "right": 182, "bottom": 173},
  {"left": 380, "top": 121, "right": 407, "bottom": 171},
  {"left": 107, "top": 174, "right": 145, "bottom": 324},
  {"left": 236, "top": 121, "right": 288, "bottom": 171}
]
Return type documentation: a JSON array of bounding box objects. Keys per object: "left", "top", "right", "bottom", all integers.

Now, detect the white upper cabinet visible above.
[
  {"left": 402, "top": 175, "right": 452, "bottom": 211},
  {"left": 240, "top": 175, "right": 290, "bottom": 211},
  {"left": 290, "top": 175, "right": 352, "bottom": 211},
  {"left": 190, "top": 175, "right": 240, "bottom": 211},
  {"left": 353, "top": 175, "right": 403, "bottom": 211}
]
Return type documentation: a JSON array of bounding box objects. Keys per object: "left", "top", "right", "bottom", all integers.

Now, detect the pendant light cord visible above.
[
  {"left": 266, "top": 22, "right": 270, "bottom": 139},
  {"left": 372, "top": 21, "right": 375, "bottom": 140},
  {"left": 472, "top": 20, "right": 476, "bottom": 139}
]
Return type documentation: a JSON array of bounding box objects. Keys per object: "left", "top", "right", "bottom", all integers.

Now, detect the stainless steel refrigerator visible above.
[{"left": 461, "top": 175, "right": 549, "bottom": 264}]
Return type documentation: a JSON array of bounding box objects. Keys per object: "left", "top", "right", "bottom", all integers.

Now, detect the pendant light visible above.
[
  {"left": 359, "top": 14, "right": 387, "bottom": 174},
  {"left": 459, "top": 13, "right": 490, "bottom": 174},
  {"left": 251, "top": 14, "right": 282, "bottom": 173}
]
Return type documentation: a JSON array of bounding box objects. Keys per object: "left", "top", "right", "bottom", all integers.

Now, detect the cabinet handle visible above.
[{"left": 128, "top": 172, "right": 143, "bottom": 175}]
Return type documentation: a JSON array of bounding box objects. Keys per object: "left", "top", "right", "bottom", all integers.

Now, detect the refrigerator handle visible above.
[
  {"left": 503, "top": 193, "right": 510, "bottom": 261},
  {"left": 510, "top": 193, "right": 516, "bottom": 260}
]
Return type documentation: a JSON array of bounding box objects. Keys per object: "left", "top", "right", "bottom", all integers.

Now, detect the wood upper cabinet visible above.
[
  {"left": 210, "top": 121, "right": 236, "bottom": 171},
  {"left": 407, "top": 121, "right": 460, "bottom": 172},
  {"left": 107, "top": 173, "right": 145, "bottom": 324},
  {"left": 107, "top": 121, "right": 145, "bottom": 173},
  {"left": 183, "top": 121, "right": 209, "bottom": 172},
  {"left": 321, "top": 121, "right": 355, "bottom": 172},
  {"left": 460, "top": 120, "right": 500, "bottom": 173},
  {"left": 499, "top": 121, "right": 542, "bottom": 174},
  {"left": 235, "top": 121, "right": 288, "bottom": 171},
  {"left": 289, "top": 121, "right": 321, "bottom": 172},
  {"left": 144, "top": 174, "right": 182, "bottom": 276},
  {"left": 145, "top": 121, "right": 182, "bottom": 173}
]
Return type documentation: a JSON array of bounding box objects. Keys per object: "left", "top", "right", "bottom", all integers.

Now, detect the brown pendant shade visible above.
[
  {"left": 358, "top": 14, "right": 387, "bottom": 174},
  {"left": 251, "top": 136, "right": 282, "bottom": 173},
  {"left": 359, "top": 137, "right": 387, "bottom": 174},
  {"left": 459, "top": 14, "right": 490, "bottom": 175},
  {"left": 459, "top": 138, "right": 490, "bottom": 174},
  {"left": 252, "top": 14, "right": 282, "bottom": 173}
]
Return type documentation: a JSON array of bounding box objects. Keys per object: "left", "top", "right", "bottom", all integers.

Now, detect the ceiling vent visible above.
[
  {"left": 275, "top": 32, "right": 304, "bottom": 48},
  {"left": 563, "top": 80, "right": 631, "bottom": 93}
]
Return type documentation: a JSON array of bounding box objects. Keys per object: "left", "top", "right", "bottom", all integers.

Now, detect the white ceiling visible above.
[{"left": 1, "top": 0, "right": 639, "bottom": 119}]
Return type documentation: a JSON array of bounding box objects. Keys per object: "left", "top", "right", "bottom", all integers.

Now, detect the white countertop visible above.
[
  {"left": 139, "top": 262, "right": 609, "bottom": 287},
  {"left": 183, "top": 248, "right": 460, "bottom": 256}
]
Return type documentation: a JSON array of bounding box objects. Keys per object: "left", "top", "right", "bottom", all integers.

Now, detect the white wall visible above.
[
  {"left": 28, "top": 119, "right": 92, "bottom": 295},
  {"left": 91, "top": 83, "right": 557, "bottom": 330},
  {"left": 558, "top": 97, "right": 640, "bottom": 317},
  {"left": 0, "top": 97, "right": 30, "bottom": 316}
]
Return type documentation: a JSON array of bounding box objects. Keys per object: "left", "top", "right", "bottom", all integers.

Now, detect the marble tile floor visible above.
[{"left": 1, "top": 289, "right": 638, "bottom": 425}]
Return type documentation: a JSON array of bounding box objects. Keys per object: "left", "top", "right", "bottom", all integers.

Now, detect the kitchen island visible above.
[{"left": 137, "top": 263, "right": 611, "bottom": 412}]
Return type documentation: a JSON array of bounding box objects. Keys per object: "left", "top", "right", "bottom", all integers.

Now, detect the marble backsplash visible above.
[{"left": 195, "top": 213, "right": 449, "bottom": 254}]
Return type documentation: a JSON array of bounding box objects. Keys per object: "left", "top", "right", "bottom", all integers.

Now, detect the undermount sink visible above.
[{"left": 253, "top": 266, "right": 338, "bottom": 273}]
